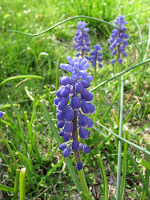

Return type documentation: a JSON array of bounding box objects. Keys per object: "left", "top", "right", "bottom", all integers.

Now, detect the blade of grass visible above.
[
  {"left": 116, "top": 75, "right": 124, "bottom": 200},
  {"left": 82, "top": 134, "right": 113, "bottom": 161},
  {"left": 140, "top": 143, "right": 150, "bottom": 200},
  {"left": 129, "top": 151, "right": 150, "bottom": 199},
  {"left": 97, "top": 122, "right": 150, "bottom": 156},
  {"left": 97, "top": 154, "right": 108, "bottom": 200},
  {"left": 0, "top": 75, "right": 42, "bottom": 87},
  {"left": 136, "top": 158, "right": 150, "bottom": 171},
  {"left": 80, "top": 191, "right": 93, "bottom": 200},
  {"left": 19, "top": 168, "right": 26, "bottom": 200},
  {"left": 102, "top": 90, "right": 119, "bottom": 121},
  {"left": 8, "top": 96, "right": 27, "bottom": 156},
  {"left": 91, "top": 59, "right": 150, "bottom": 91},
  {"left": 0, "top": 184, "right": 14, "bottom": 193},
  {"left": 13, "top": 169, "right": 20, "bottom": 200},
  {"left": 120, "top": 131, "right": 128, "bottom": 200},
  {"left": 56, "top": 60, "right": 59, "bottom": 91},
  {"left": 38, "top": 157, "right": 64, "bottom": 187},
  {"left": 123, "top": 102, "right": 139, "bottom": 125},
  {"left": 6, "top": 15, "right": 141, "bottom": 56},
  {"left": 135, "top": 121, "right": 150, "bottom": 134},
  {"left": 144, "top": 18, "right": 150, "bottom": 60},
  {"left": 0, "top": 129, "right": 18, "bottom": 168}
]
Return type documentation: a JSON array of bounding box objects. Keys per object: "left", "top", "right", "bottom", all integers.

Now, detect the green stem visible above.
[
  {"left": 90, "top": 59, "right": 150, "bottom": 92},
  {"left": 13, "top": 169, "right": 20, "bottom": 200},
  {"left": 6, "top": 15, "right": 141, "bottom": 57},
  {"left": 72, "top": 82, "right": 91, "bottom": 199},
  {"left": 0, "top": 129, "right": 18, "bottom": 168},
  {"left": 97, "top": 123, "right": 150, "bottom": 156},
  {"left": 97, "top": 154, "right": 108, "bottom": 200},
  {"left": 19, "top": 168, "right": 26, "bottom": 200},
  {"left": 116, "top": 75, "right": 124, "bottom": 200},
  {"left": 78, "top": 170, "right": 92, "bottom": 200}
]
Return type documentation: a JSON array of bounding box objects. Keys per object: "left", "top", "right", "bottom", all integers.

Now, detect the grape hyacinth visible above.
[
  {"left": 109, "top": 15, "right": 129, "bottom": 64},
  {"left": 88, "top": 44, "right": 103, "bottom": 68},
  {"left": 0, "top": 111, "right": 4, "bottom": 117},
  {"left": 54, "top": 56, "right": 95, "bottom": 170},
  {"left": 74, "top": 21, "right": 90, "bottom": 57}
]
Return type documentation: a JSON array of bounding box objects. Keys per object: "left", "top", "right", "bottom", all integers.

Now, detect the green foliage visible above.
[{"left": 0, "top": 0, "right": 150, "bottom": 199}]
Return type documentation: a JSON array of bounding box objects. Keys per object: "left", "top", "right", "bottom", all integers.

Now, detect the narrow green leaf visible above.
[
  {"left": 97, "top": 123, "right": 150, "bottom": 156},
  {"left": 120, "top": 132, "right": 128, "bottom": 200},
  {"left": 19, "top": 168, "right": 26, "bottom": 200},
  {"left": 91, "top": 59, "right": 150, "bottom": 91},
  {"left": 0, "top": 75, "right": 42, "bottom": 87},
  {"left": 123, "top": 102, "right": 139, "bottom": 125},
  {"left": 0, "top": 184, "right": 14, "bottom": 192},
  {"left": 13, "top": 169, "right": 20, "bottom": 200},
  {"left": 129, "top": 151, "right": 150, "bottom": 199},
  {"left": 116, "top": 75, "right": 124, "bottom": 200},
  {"left": 80, "top": 191, "right": 93, "bottom": 200},
  {"left": 137, "top": 158, "right": 150, "bottom": 171},
  {"left": 97, "top": 154, "right": 108, "bottom": 200},
  {"left": 38, "top": 157, "right": 64, "bottom": 186}
]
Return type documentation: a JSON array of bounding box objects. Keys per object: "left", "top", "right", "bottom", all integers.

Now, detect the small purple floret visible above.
[
  {"left": 63, "top": 148, "right": 71, "bottom": 157},
  {"left": 0, "top": 111, "right": 4, "bottom": 117},
  {"left": 76, "top": 162, "right": 83, "bottom": 170}
]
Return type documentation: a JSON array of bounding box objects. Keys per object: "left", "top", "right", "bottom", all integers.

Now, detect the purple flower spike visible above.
[
  {"left": 76, "top": 162, "right": 83, "bottom": 170},
  {"left": 0, "top": 111, "right": 4, "bottom": 117},
  {"left": 88, "top": 44, "right": 103, "bottom": 68},
  {"left": 74, "top": 21, "right": 90, "bottom": 56},
  {"left": 55, "top": 56, "right": 95, "bottom": 170},
  {"left": 109, "top": 15, "right": 129, "bottom": 64}
]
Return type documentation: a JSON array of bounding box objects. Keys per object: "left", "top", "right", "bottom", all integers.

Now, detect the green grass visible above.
[{"left": 0, "top": 0, "right": 150, "bottom": 199}]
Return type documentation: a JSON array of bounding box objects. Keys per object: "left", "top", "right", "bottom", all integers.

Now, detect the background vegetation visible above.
[{"left": 0, "top": 0, "right": 150, "bottom": 199}]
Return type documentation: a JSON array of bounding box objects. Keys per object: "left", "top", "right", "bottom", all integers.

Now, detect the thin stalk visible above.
[
  {"left": 78, "top": 170, "right": 92, "bottom": 200},
  {"left": 38, "top": 157, "right": 64, "bottom": 187},
  {"left": 120, "top": 131, "right": 128, "bottom": 200},
  {"left": 129, "top": 151, "right": 150, "bottom": 199},
  {"left": 93, "top": 65, "right": 97, "bottom": 104},
  {"left": 97, "top": 154, "right": 108, "bottom": 200},
  {"left": 6, "top": 15, "right": 141, "bottom": 56},
  {"left": 19, "top": 168, "right": 26, "bottom": 200},
  {"left": 116, "top": 75, "right": 124, "bottom": 200},
  {"left": 90, "top": 58, "right": 150, "bottom": 92},
  {"left": 13, "top": 169, "right": 20, "bottom": 200},
  {"left": 98, "top": 122, "right": 150, "bottom": 156},
  {"left": 0, "top": 184, "right": 14, "bottom": 193},
  {"left": 72, "top": 82, "right": 90, "bottom": 198},
  {"left": 140, "top": 142, "right": 150, "bottom": 200},
  {"left": 0, "top": 75, "right": 42, "bottom": 87},
  {"left": 80, "top": 191, "right": 93, "bottom": 200},
  {"left": 56, "top": 60, "right": 59, "bottom": 91},
  {"left": 0, "top": 129, "right": 18, "bottom": 168}
]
